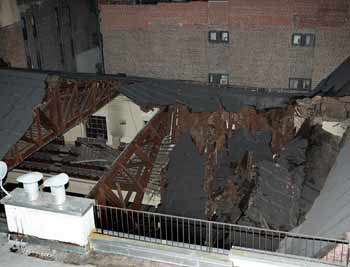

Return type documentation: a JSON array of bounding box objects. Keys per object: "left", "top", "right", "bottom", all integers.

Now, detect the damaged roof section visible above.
[
  {"left": 18, "top": 138, "right": 120, "bottom": 181},
  {"left": 160, "top": 133, "right": 207, "bottom": 219},
  {"left": 159, "top": 101, "right": 343, "bottom": 231},
  {"left": 0, "top": 69, "right": 47, "bottom": 159}
]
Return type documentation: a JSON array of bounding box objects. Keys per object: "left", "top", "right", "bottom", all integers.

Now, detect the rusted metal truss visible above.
[
  {"left": 3, "top": 77, "right": 122, "bottom": 169},
  {"left": 88, "top": 109, "right": 172, "bottom": 209}
]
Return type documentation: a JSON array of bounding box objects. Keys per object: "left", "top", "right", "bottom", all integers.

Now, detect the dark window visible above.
[
  {"left": 31, "top": 16, "right": 37, "bottom": 38},
  {"left": 67, "top": 6, "right": 72, "bottom": 28},
  {"left": 92, "top": 33, "right": 100, "bottom": 46},
  {"left": 208, "top": 31, "right": 229, "bottom": 43},
  {"left": 70, "top": 39, "right": 75, "bottom": 58},
  {"left": 209, "top": 73, "right": 229, "bottom": 85},
  {"left": 55, "top": 7, "right": 60, "bottom": 33},
  {"left": 26, "top": 56, "right": 32, "bottom": 69},
  {"left": 59, "top": 42, "right": 64, "bottom": 64},
  {"left": 292, "top": 33, "right": 315, "bottom": 47},
  {"left": 86, "top": 116, "right": 108, "bottom": 140},
  {"left": 289, "top": 78, "right": 312, "bottom": 90},
  {"left": 36, "top": 51, "right": 42, "bottom": 70},
  {"left": 21, "top": 17, "right": 27, "bottom": 40}
]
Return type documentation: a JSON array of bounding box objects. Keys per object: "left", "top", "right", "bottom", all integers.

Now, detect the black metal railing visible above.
[{"left": 94, "top": 204, "right": 350, "bottom": 266}]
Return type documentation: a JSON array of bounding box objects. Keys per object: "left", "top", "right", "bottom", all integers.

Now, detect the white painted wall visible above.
[
  {"left": 64, "top": 95, "right": 158, "bottom": 146},
  {"left": 3, "top": 190, "right": 95, "bottom": 247}
]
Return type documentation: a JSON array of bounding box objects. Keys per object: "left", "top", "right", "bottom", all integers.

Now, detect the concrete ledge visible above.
[
  {"left": 230, "top": 247, "right": 343, "bottom": 267},
  {"left": 90, "top": 233, "right": 232, "bottom": 267}
]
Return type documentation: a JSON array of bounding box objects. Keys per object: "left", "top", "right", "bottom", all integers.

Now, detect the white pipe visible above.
[
  {"left": 50, "top": 186, "right": 66, "bottom": 205},
  {"left": 0, "top": 184, "right": 10, "bottom": 197},
  {"left": 23, "top": 183, "right": 39, "bottom": 201}
]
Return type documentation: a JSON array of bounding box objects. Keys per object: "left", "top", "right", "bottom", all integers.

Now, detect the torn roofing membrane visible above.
[{"left": 160, "top": 133, "right": 207, "bottom": 219}]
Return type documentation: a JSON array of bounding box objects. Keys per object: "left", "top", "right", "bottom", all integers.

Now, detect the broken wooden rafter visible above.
[
  {"left": 88, "top": 109, "right": 171, "bottom": 209},
  {"left": 3, "top": 78, "right": 122, "bottom": 169}
]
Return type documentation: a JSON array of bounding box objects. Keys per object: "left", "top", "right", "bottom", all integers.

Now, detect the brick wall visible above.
[
  {"left": 0, "top": 22, "right": 27, "bottom": 68},
  {"left": 101, "top": 0, "right": 350, "bottom": 89},
  {"left": 19, "top": 0, "right": 99, "bottom": 72}
]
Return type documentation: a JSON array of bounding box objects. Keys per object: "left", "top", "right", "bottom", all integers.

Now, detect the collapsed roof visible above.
[
  {"left": 0, "top": 67, "right": 306, "bottom": 163},
  {"left": 1, "top": 56, "right": 350, "bottom": 231}
]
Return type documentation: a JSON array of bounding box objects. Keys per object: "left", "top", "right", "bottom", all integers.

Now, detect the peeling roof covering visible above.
[
  {"left": 0, "top": 69, "right": 47, "bottom": 159},
  {"left": 313, "top": 57, "right": 350, "bottom": 97},
  {"left": 290, "top": 134, "right": 350, "bottom": 239},
  {"left": 161, "top": 133, "right": 207, "bottom": 219}
]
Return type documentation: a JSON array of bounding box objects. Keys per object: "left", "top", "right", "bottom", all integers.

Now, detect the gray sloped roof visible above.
[
  {"left": 0, "top": 69, "right": 47, "bottom": 159},
  {"left": 313, "top": 56, "right": 350, "bottom": 97},
  {"left": 119, "top": 79, "right": 301, "bottom": 112}
]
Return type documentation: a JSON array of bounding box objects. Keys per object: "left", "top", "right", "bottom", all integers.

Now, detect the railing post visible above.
[
  {"left": 346, "top": 242, "right": 350, "bottom": 267},
  {"left": 208, "top": 221, "right": 212, "bottom": 252}
]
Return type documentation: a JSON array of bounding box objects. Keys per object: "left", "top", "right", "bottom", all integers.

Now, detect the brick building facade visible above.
[
  {"left": 0, "top": 0, "right": 102, "bottom": 72},
  {"left": 100, "top": 0, "right": 350, "bottom": 90},
  {"left": 0, "top": 0, "right": 27, "bottom": 68}
]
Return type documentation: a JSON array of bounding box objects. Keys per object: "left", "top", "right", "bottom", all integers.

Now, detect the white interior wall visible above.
[{"left": 63, "top": 95, "right": 158, "bottom": 145}]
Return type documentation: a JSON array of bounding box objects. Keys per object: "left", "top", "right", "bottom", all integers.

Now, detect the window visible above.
[
  {"left": 31, "top": 16, "right": 37, "bottom": 38},
  {"left": 304, "top": 34, "right": 315, "bottom": 46},
  {"left": 221, "top": 31, "right": 229, "bottom": 42},
  {"left": 67, "top": 6, "right": 72, "bottom": 28},
  {"left": 209, "top": 31, "right": 218, "bottom": 42},
  {"left": 208, "top": 31, "right": 229, "bottom": 43},
  {"left": 59, "top": 42, "right": 64, "bottom": 64},
  {"left": 26, "top": 56, "right": 32, "bottom": 69},
  {"left": 292, "top": 33, "right": 315, "bottom": 47},
  {"left": 36, "top": 51, "right": 42, "bottom": 70},
  {"left": 86, "top": 116, "right": 108, "bottom": 140},
  {"left": 209, "top": 73, "right": 229, "bottom": 85},
  {"left": 70, "top": 39, "right": 75, "bottom": 58},
  {"left": 54, "top": 7, "right": 60, "bottom": 33},
  {"left": 289, "top": 78, "right": 312, "bottom": 90},
  {"left": 21, "top": 17, "right": 27, "bottom": 40}
]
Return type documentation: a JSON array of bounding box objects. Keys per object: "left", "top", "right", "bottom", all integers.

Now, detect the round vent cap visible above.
[
  {"left": 44, "top": 173, "right": 69, "bottom": 187},
  {"left": 17, "top": 172, "right": 43, "bottom": 184}
]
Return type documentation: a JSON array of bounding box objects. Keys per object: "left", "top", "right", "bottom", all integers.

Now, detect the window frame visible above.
[
  {"left": 220, "top": 31, "right": 229, "bottom": 43},
  {"left": 21, "top": 17, "right": 28, "bottom": 41},
  {"left": 31, "top": 15, "right": 37, "bottom": 38},
  {"left": 208, "top": 73, "right": 229, "bottom": 85},
  {"left": 208, "top": 31, "right": 218, "bottom": 42},
  {"left": 208, "top": 30, "right": 229, "bottom": 43},
  {"left": 59, "top": 42, "right": 65, "bottom": 64},
  {"left": 70, "top": 39, "right": 75, "bottom": 58},
  {"left": 292, "top": 33, "right": 315, "bottom": 47},
  {"left": 85, "top": 115, "right": 108, "bottom": 140},
  {"left": 36, "top": 50, "right": 42, "bottom": 70},
  {"left": 54, "top": 7, "right": 61, "bottom": 33},
  {"left": 289, "top": 78, "right": 312, "bottom": 90}
]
